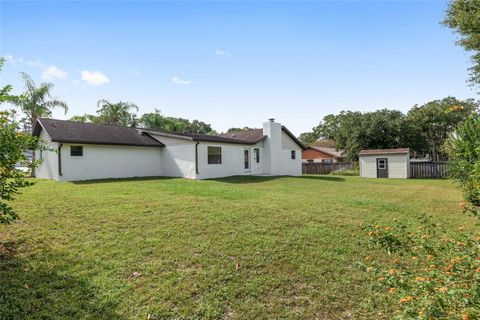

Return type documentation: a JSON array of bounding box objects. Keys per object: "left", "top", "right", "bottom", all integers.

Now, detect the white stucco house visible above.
[
  {"left": 359, "top": 148, "right": 410, "bottom": 179},
  {"left": 33, "top": 118, "right": 305, "bottom": 181}
]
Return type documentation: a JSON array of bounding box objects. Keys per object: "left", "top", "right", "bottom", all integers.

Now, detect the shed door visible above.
[{"left": 376, "top": 158, "right": 388, "bottom": 178}]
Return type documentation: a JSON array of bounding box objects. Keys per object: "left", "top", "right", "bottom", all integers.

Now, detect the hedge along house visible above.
[
  {"left": 33, "top": 118, "right": 305, "bottom": 181},
  {"left": 359, "top": 148, "right": 410, "bottom": 179}
]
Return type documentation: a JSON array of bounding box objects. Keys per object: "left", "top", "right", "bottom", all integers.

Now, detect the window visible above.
[
  {"left": 377, "top": 159, "right": 386, "bottom": 169},
  {"left": 39, "top": 150, "right": 43, "bottom": 161},
  {"left": 322, "top": 159, "right": 333, "bottom": 164},
  {"left": 291, "top": 150, "right": 296, "bottom": 160},
  {"left": 70, "top": 146, "right": 83, "bottom": 157},
  {"left": 207, "top": 146, "right": 221, "bottom": 164},
  {"left": 254, "top": 148, "right": 260, "bottom": 163}
]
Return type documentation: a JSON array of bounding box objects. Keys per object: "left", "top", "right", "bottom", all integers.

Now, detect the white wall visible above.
[
  {"left": 360, "top": 154, "right": 409, "bottom": 178},
  {"left": 262, "top": 121, "right": 302, "bottom": 176},
  {"left": 35, "top": 130, "right": 59, "bottom": 180},
  {"left": 59, "top": 143, "right": 163, "bottom": 181},
  {"left": 150, "top": 134, "right": 197, "bottom": 179},
  {"left": 196, "top": 142, "right": 264, "bottom": 179}
]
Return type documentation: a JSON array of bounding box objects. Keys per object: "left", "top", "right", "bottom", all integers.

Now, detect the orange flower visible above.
[
  {"left": 475, "top": 267, "right": 480, "bottom": 273},
  {"left": 458, "top": 225, "right": 466, "bottom": 231},
  {"left": 412, "top": 256, "right": 417, "bottom": 261},
  {"left": 368, "top": 231, "right": 373, "bottom": 236},
  {"left": 399, "top": 296, "right": 413, "bottom": 303},
  {"left": 451, "top": 257, "right": 462, "bottom": 264},
  {"left": 427, "top": 255, "right": 433, "bottom": 260},
  {"left": 367, "top": 267, "right": 373, "bottom": 273},
  {"left": 389, "top": 287, "right": 396, "bottom": 294},
  {"left": 365, "top": 256, "right": 371, "bottom": 260},
  {"left": 430, "top": 264, "right": 437, "bottom": 269},
  {"left": 462, "top": 313, "right": 469, "bottom": 320},
  {"left": 389, "top": 268, "right": 395, "bottom": 276},
  {"left": 415, "top": 277, "right": 426, "bottom": 282},
  {"left": 385, "top": 227, "right": 393, "bottom": 231},
  {"left": 444, "top": 265, "right": 453, "bottom": 271},
  {"left": 374, "top": 225, "right": 380, "bottom": 229},
  {"left": 437, "top": 287, "right": 448, "bottom": 293},
  {"left": 457, "top": 241, "right": 465, "bottom": 246},
  {"left": 393, "top": 258, "right": 400, "bottom": 264},
  {"left": 378, "top": 276, "right": 385, "bottom": 282}
]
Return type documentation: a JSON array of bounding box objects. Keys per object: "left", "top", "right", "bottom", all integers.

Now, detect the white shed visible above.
[{"left": 359, "top": 148, "right": 410, "bottom": 179}]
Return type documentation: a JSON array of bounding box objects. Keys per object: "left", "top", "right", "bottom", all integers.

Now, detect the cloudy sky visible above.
[{"left": 0, "top": 1, "right": 476, "bottom": 135}]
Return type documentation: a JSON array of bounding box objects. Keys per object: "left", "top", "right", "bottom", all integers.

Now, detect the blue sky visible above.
[{"left": 0, "top": 1, "right": 476, "bottom": 135}]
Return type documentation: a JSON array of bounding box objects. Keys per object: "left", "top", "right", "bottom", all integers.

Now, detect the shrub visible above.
[
  {"left": 359, "top": 217, "right": 480, "bottom": 319},
  {"left": 446, "top": 114, "right": 480, "bottom": 217},
  {"left": 330, "top": 168, "right": 359, "bottom": 176}
]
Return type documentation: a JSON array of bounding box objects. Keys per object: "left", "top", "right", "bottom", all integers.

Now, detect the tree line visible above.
[{"left": 299, "top": 97, "right": 479, "bottom": 161}]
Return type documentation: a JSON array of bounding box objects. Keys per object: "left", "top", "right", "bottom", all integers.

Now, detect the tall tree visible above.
[
  {"left": 96, "top": 99, "right": 138, "bottom": 126},
  {"left": 12, "top": 72, "right": 68, "bottom": 132},
  {"left": 407, "top": 97, "right": 479, "bottom": 161},
  {"left": 139, "top": 109, "right": 215, "bottom": 134},
  {"left": 443, "top": 0, "right": 480, "bottom": 87}
]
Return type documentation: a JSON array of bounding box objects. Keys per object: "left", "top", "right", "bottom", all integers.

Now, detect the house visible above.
[
  {"left": 33, "top": 118, "right": 305, "bottom": 181},
  {"left": 359, "top": 148, "right": 410, "bottom": 179},
  {"left": 302, "top": 146, "right": 344, "bottom": 163}
]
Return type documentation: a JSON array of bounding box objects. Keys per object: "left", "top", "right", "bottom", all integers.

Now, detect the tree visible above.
[
  {"left": 0, "top": 59, "right": 44, "bottom": 223},
  {"left": 12, "top": 72, "right": 68, "bottom": 133},
  {"left": 226, "top": 127, "right": 254, "bottom": 134},
  {"left": 10, "top": 72, "right": 67, "bottom": 176},
  {"left": 95, "top": 99, "right": 139, "bottom": 126},
  {"left": 407, "top": 97, "right": 479, "bottom": 161},
  {"left": 445, "top": 113, "right": 480, "bottom": 217},
  {"left": 69, "top": 114, "right": 97, "bottom": 123},
  {"left": 139, "top": 109, "right": 215, "bottom": 134},
  {"left": 443, "top": 0, "right": 480, "bottom": 87}
]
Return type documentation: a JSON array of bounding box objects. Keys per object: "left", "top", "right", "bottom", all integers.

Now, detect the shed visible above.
[{"left": 359, "top": 148, "right": 410, "bottom": 178}]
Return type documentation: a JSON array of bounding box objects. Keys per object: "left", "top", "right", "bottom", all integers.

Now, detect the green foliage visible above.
[
  {"left": 361, "top": 217, "right": 480, "bottom": 319},
  {"left": 330, "top": 167, "right": 359, "bottom": 176},
  {"left": 226, "top": 127, "right": 254, "bottom": 134},
  {"left": 0, "top": 58, "right": 14, "bottom": 104},
  {"left": 408, "top": 97, "right": 479, "bottom": 161},
  {"left": 95, "top": 99, "right": 139, "bottom": 126},
  {"left": 446, "top": 114, "right": 480, "bottom": 216},
  {"left": 139, "top": 109, "right": 216, "bottom": 134},
  {"left": 300, "top": 97, "right": 478, "bottom": 161},
  {"left": 443, "top": 0, "right": 480, "bottom": 86},
  {"left": 0, "top": 111, "right": 43, "bottom": 223},
  {"left": 11, "top": 72, "right": 68, "bottom": 133}
]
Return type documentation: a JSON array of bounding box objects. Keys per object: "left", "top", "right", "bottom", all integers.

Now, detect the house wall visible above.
[
  {"left": 35, "top": 129, "right": 60, "bottom": 180},
  {"left": 149, "top": 134, "right": 197, "bottom": 179},
  {"left": 302, "top": 148, "right": 338, "bottom": 163},
  {"left": 196, "top": 141, "right": 264, "bottom": 179},
  {"left": 263, "top": 122, "right": 302, "bottom": 176},
  {"left": 360, "top": 154, "right": 409, "bottom": 178},
  {"left": 58, "top": 143, "right": 163, "bottom": 181}
]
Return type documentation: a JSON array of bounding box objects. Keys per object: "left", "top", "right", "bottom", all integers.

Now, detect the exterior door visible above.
[
  {"left": 244, "top": 149, "right": 250, "bottom": 172},
  {"left": 376, "top": 158, "right": 388, "bottom": 178}
]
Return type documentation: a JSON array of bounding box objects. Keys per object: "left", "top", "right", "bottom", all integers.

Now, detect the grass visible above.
[{"left": 0, "top": 175, "right": 477, "bottom": 319}]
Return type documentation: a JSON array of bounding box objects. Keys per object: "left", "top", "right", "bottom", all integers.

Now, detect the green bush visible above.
[
  {"left": 446, "top": 114, "right": 480, "bottom": 217},
  {"left": 330, "top": 164, "right": 360, "bottom": 176},
  {"left": 360, "top": 217, "right": 480, "bottom": 319}
]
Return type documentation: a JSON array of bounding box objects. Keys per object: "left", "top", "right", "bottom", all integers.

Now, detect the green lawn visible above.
[{"left": 0, "top": 176, "right": 476, "bottom": 319}]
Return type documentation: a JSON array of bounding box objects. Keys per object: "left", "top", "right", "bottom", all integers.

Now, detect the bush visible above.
[
  {"left": 446, "top": 114, "right": 480, "bottom": 217},
  {"left": 359, "top": 216, "right": 480, "bottom": 319},
  {"left": 330, "top": 168, "right": 359, "bottom": 176}
]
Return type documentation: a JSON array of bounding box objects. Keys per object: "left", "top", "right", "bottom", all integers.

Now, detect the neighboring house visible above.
[
  {"left": 302, "top": 146, "right": 344, "bottom": 163},
  {"left": 33, "top": 118, "right": 305, "bottom": 181},
  {"left": 359, "top": 148, "right": 410, "bottom": 179}
]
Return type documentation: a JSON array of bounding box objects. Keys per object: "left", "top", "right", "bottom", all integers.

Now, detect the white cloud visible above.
[
  {"left": 26, "top": 59, "right": 45, "bottom": 68},
  {"left": 80, "top": 70, "right": 110, "bottom": 86},
  {"left": 4, "top": 55, "right": 24, "bottom": 65},
  {"left": 171, "top": 76, "right": 191, "bottom": 85},
  {"left": 42, "top": 65, "right": 67, "bottom": 80},
  {"left": 215, "top": 49, "right": 233, "bottom": 58}
]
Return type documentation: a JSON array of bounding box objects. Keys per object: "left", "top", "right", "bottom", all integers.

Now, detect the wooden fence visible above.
[
  {"left": 302, "top": 162, "right": 354, "bottom": 175},
  {"left": 410, "top": 161, "right": 448, "bottom": 179}
]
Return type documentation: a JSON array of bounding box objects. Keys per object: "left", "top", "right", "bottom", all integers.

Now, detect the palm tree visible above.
[
  {"left": 12, "top": 72, "right": 68, "bottom": 176},
  {"left": 13, "top": 72, "right": 68, "bottom": 132},
  {"left": 96, "top": 99, "right": 138, "bottom": 126}
]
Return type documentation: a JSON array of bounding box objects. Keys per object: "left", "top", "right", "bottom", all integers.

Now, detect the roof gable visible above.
[{"left": 359, "top": 148, "right": 410, "bottom": 155}]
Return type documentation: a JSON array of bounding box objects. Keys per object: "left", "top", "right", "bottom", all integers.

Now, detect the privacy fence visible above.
[
  {"left": 409, "top": 161, "right": 448, "bottom": 179},
  {"left": 302, "top": 161, "right": 449, "bottom": 179},
  {"left": 302, "top": 162, "right": 354, "bottom": 175}
]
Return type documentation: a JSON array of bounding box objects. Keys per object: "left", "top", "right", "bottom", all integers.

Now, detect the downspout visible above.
[
  {"left": 195, "top": 140, "right": 200, "bottom": 175},
  {"left": 58, "top": 143, "right": 63, "bottom": 177}
]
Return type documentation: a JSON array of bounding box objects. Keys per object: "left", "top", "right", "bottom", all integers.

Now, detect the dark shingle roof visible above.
[
  {"left": 359, "top": 148, "right": 410, "bottom": 155},
  {"left": 144, "top": 128, "right": 267, "bottom": 145},
  {"left": 33, "top": 118, "right": 164, "bottom": 147}
]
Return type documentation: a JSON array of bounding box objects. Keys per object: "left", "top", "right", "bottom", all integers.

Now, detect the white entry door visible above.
[{"left": 244, "top": 149, "right": 251, "bottom": 172}]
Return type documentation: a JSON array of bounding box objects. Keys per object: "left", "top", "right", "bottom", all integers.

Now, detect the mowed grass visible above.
[{"left": 0, "top": 175, "right": 477, "bottom": 319}]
